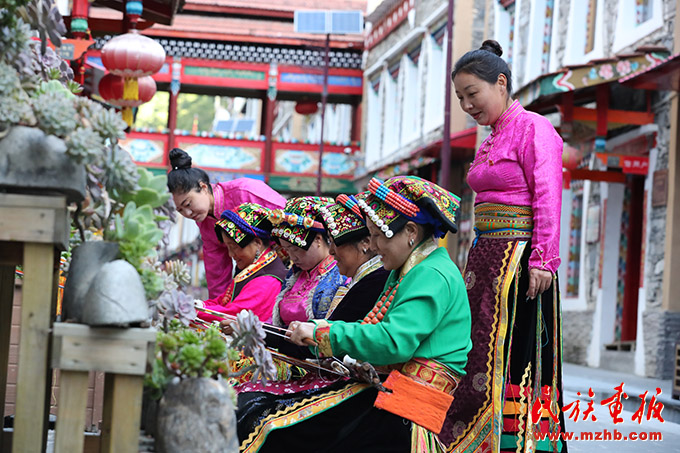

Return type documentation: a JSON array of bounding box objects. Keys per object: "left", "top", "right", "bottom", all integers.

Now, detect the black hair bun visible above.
[
  {"left": 169, "top": 148, "right": 192, "bottom": 170},
  {"left": 480, "top": 40, "right": 503, "bottom": 57}
]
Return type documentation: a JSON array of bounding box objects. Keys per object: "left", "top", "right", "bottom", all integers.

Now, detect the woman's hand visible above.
[
  {"left": 286, "top": 321, "right": 316, "bottom": 346},
  {"left": 527, "top": 268, "right": 553, "bottom": 299},
  {"left": 219, "top": 320, "right": 235, "bottom": 336}
]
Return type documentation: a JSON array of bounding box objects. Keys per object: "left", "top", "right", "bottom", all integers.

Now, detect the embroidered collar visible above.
[
  {"left": 491, "top": 99, "right": 523, "bottom": 133},
  {"left": 307, "top": 254, "right": 337, "bottom": 278},
  {"left": 398, "top": 237, "right": 438, "bottom": 279},
  {"left": 233, "top": 247, "right": 278, "bottom": 283},
  {"left": 349, "top": 255, "right": 383, "bottom": 289},
  {"left": 211, "top": 183, "right": 225, "bottom": 219}
]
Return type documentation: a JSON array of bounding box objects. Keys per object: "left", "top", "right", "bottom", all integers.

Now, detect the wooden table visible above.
[
  {"left": 51, "top": 323, "right": 156, "bottom": 453},
  {"left": 0, "top": 192, "right": 69, "bottom": 452}
]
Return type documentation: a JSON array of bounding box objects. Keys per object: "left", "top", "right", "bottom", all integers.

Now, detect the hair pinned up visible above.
[
  {"left": 451, "top": 39, "right": 513, "bottom": 95},
  {"left": 167, "top": 148, "right": 213, "bottom": 195}
]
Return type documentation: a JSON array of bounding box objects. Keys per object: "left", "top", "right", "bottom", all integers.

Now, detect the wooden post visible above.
[
  {"left": 168, "top": 89, "right": 178, "bottom": 153},
  {"left": 0, "top": 265, "right": 15, "bottom": 449},
  {"left": 100, "top": 374, "right": 145, "bottom": 453},
  {"left": 12, "top": 243, "right": 54, "bottom": 453},
  {"left": 54, "top": 371, "right": 90, "bottom": 453},
  {"left": 262, "top": 93, "right": 276, "bottom": 184}
]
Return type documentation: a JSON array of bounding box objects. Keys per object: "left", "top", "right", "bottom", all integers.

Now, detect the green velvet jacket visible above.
[{"left": 313, "top": 240, "right": 472, "bottom": 375}]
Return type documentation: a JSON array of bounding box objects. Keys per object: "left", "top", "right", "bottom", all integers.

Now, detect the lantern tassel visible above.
[
  {"left": 123, "top": 77, "right": 139, "bottom": 101},
  {"left": 122, "top": 107, "right": 133, "bottom": 127}
]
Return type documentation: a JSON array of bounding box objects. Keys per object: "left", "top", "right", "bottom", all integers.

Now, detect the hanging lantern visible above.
[
  {"left": 562, "top": 144, "right": 584, "bottom": 171},
  {"left": 98, "top": 74, "right": 157, "bottom": 125},
  {"left": 295, "top": 100, "right": 319, "bottom": 115}
]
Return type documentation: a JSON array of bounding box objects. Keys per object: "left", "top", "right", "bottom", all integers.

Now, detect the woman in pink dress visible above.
[
  {"left": 196, "top": 203, "right": 288, "bottom": 324},
  {"left": 446, "top": 40, "right": 567, "bottom": 453},
  {"left": 167, "top": 148, "right": 286, "bottom": 299}
]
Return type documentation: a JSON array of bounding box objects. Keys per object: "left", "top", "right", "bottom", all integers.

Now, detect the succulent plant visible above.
[
  {"left": 33, "top": 90, "right": 78, "bottom": 136},
  {"left": 64, "top": 126, "right": 105, "bottom": 164}
]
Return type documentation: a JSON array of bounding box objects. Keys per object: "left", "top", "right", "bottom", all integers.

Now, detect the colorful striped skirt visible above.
[{"left": 438, "top": 203, "right": 567, "bottom": 453}]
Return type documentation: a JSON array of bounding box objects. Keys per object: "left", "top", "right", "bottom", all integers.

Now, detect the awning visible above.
[
  {"left": 619, "top": 52, "right": 680, "bottom": 91},
  {"left": 371, "top": 127, "right": 477, "bottom": 179},
  {"left": 515, "top": 47, "right": 670, "bottom": 112}
]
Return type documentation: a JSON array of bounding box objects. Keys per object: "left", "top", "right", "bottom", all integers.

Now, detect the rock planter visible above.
[
  {"left": 156, "top": 378, "right": 238, "bottom": 453},
  {"left": 0, "top": 126, "right": 86, "bottom": 202}
]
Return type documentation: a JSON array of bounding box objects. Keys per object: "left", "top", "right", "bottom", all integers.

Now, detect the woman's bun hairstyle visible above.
[
  {"left": 451, "top": 39, "right": 513, "bottom": 95},
  {"left": 167, "top": 148, "right": 212, "bottom": 195},
  {"left": 169, "top": 148, "right": 192, "bottom": 170},
  {"left": 480, "top": 39, "right": 503, "bottom": 57}
]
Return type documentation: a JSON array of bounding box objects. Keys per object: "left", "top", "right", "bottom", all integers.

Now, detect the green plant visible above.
[{"left": 145, "top": 313, "right": 276, "bottom": 400}]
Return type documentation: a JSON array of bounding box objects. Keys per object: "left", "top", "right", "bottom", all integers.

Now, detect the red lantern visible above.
[
  {"left": 98, "top": 74, "right": 157, "bottom": 125},
  {"left": 100, "top": 30, "right": 166, "bottom": 126},
  {"left": 101, "top": 30, "right": 165, "bottom": 78},
  {"left": 562, "top": 144, "right": 583, "bottom": 171},
  {"left": 295, "top": 101, "right": 319, "bottom": 115}
]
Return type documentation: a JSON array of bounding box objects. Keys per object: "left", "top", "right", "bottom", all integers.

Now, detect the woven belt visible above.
[
  {"left": 401, "top": 358, "right": 461, "bottom": 396},
  {"left": 473, "top": 203, "right": 533, "bottom": 244}
]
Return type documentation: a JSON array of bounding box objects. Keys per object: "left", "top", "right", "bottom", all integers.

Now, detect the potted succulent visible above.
[{"left": 145, "top": 306, "right": 277, "bottom": 453}]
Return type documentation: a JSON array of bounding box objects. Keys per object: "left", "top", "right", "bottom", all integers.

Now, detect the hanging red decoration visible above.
[
  {"left": 562, "top": 144, "right": 584, "bottom": 171},
  {"left": 98, "top": 74, "right": 157, "bottom": 125},
  {"left": 295, "top": 101, "right": 319, "bottom": 115},
  {"left": 100, "top": 29, "right": 166, "bottom": 126}
]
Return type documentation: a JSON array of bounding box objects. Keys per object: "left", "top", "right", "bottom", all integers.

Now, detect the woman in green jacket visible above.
[{"left": 239, "top": 176, "right": 472, "bottom": 453}]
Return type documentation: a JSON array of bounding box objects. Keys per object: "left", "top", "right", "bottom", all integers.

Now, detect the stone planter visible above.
[
  {"left": 156, "top": 378, "right": 238, "bottom": 453},
  {"left": 0, "top": 126, "right": 86, "bottom": 202},
  {"left": 62, "top": 241, "right": 148, "bottom": 326}
]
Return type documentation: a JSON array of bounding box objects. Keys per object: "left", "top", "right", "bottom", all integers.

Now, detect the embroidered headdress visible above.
[
  {"left": 215, "top": 203, "right": 273, "bottom": 247},
  {"left": 317, "top": 192, "right": 369, "bottom": 247},
  {"left": 358, "top": 176, "right": 461, "bottom": 238},
  {"left": 269, "top": 196, "right": 333, "bottom": 250}
]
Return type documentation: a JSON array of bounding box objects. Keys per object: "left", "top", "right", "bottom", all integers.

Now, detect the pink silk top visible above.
[
  {"left": 467, "top": 100, "right": 563, "bottom": 273},
  {"left": 198, "top": 179, "right": 286, "bottom": 299},
  {"left": 198, "top": 276, "right": 282, "bottom": 324},
  {"left": 278, "top": 255, "right": 337, "bottom": 327}
]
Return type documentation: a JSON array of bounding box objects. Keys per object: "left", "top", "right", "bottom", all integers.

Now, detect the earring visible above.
[
  {"left": 253, "top": 249, "right": 261, "bottom": 262},
  {"left": 408, "top": 239, "right": 414, "bottom": 247},
  {"left": 362, "top": 248, "right": 367, "bottom": 254}
]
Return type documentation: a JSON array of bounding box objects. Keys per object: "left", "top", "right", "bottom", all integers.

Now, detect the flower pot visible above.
[
  {"left": 62, "top": 241, "right": 120, "bottom": 322},
  {"left": 156, "top": 378, "right": 238, "bottom": 453},
  {"left": 0, "top": 126, "right": 86, "bottom": 202}
]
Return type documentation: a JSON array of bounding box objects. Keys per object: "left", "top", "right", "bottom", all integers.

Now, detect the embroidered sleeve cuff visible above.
[
  {"left": 529, "top": 248, "right": 561, "bottom": 274},
  {"left": 311, "top": 320, "right": 333, "bottom": 357}
]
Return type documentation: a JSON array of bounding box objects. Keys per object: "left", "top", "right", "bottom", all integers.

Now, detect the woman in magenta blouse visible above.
[
  {"left": 196, "top": 203, "right": 288, "bottom": 324},
  {"left": 167, "top": 148, "right": 286, "bottom": 299},
  {"left": 447, "top": 40, "right": 568, "bottom": 453}
]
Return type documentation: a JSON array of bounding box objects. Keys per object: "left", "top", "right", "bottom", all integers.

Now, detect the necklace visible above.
[{"left": 361, "top": 276, "right": 404, "bottom": 324}]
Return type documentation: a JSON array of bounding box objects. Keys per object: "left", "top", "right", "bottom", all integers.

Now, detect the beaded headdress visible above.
[
  {"left": 215, "top": 203, "right": 273, "bottom": 246},
  {"left": 358, "top": 176, "right": 461, "bottom": 238},
  {"left": 269, "top": 196, "right": 333, "bottom": 250},
  {"left": 317, "top": 192, "right": 369, "bottom": 247}
]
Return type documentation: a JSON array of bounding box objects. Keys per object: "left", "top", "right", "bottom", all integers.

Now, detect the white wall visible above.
[
  {"left": 564, "top": 0, "right": 605, "bottom": 66},
  {"left": 612, "top": 0, "right": 664, "bottom": 52},
  {"left": 587, "top": 182, "right": 625, "bottom": 367}
]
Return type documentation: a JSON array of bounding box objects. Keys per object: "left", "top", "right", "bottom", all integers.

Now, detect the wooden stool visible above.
[
  {"left": 51, "top": 322, "right": 156, "bottom": 453},
  {"left": 0, "top": 192, "right": 69, "bottom": 452}
]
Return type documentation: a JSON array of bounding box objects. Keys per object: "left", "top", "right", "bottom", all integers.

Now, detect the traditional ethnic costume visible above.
[
  {"left": 238, "top": 177, "right": 472, "bottom": 453},
  {"left": 444, "top": 100, "right": 567, "bottom": 453},
  {"left": 268, "top": 197, "right": 346, "bottom": 328},
  {"left": 198, "top": 179, "right": 286, "bottom": 299},
  {"left": 235, "top": 194, "right": 390, "bottom": 441},
  {"left": 197, "top": 203, "right": 288, "bottom": 324}
]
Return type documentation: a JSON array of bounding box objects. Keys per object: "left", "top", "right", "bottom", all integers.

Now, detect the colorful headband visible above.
[
  {"left": 269, "top": 196, "right": 334, "bottom": 249},
  {"left": 359, "top": 176, "right": 461, "bottom": 238},
  {"left": 215, "top": 203, "right": 272, "bottom": 245},
  {"left": 316, "top": 193, "right": 368, "bottom": 245}
]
